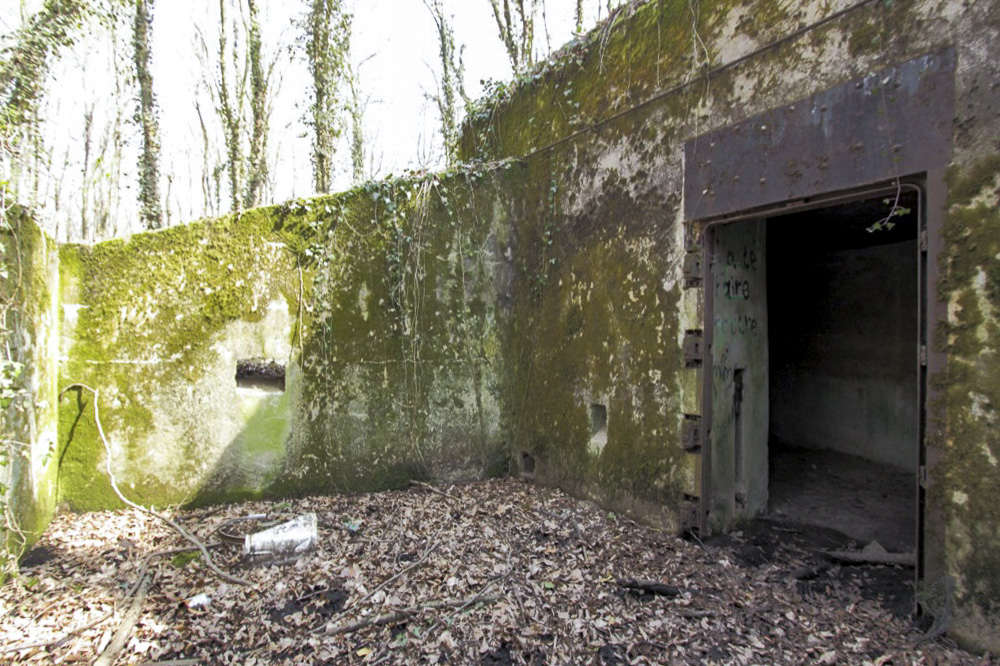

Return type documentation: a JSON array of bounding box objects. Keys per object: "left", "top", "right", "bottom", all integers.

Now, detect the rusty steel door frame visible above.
[
  {"left": 683, "top": 51, "right": 953, "bottom": 577},
  {"left": 696, "top": 179, "right": 926, "bottom": 526},
  {"left": 695, "top": 177, "right": 941, "bottom": 615}
]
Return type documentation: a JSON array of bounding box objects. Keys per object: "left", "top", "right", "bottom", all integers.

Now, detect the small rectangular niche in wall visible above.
[
  {"left": 589, "top": 403, "right": 608, "bottom": 453},
  {"left": 520, "top": 451, "right": 536, "bottom": 478},
  {"left": 235, "top": 359, "right": 286, "bottom": 394}
]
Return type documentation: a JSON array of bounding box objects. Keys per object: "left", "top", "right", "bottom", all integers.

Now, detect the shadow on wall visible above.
[
  {"left": 185, "top": 357, "right": 508, "bottom": 508},
  {"left": 185, "top": 360, "right": 297, "bottom": 507}
]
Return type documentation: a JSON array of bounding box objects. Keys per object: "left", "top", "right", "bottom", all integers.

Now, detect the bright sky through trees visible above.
[{"left": 1, "top": 0, "right": 615, "bottom": 241}]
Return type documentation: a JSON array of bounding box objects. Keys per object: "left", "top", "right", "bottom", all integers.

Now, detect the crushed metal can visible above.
[
  {"left": 243, "top": 513, "right": 318, "bottom": 563},
  {"left": 185, "top": 592, "right": 212, "bottom": 611}
]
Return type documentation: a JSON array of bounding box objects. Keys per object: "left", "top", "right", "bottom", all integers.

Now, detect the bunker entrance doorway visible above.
[{"left": 704, "top": 186, "right": 923, "bottom": 561}]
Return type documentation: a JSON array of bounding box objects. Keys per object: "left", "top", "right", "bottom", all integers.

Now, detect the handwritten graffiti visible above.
[
  {"left": 715, "top": 244, "right": 759, "bottom": 301},
  {"left": 714, "top": 314, "right": 759, "bottom": 338},
  {"left": 726, "top": 247, "right": 757, "bottom": 271},
  {"left": 715, "top": 344, "right": 734, "bottom": 381},
  {"left": 720, "top": 276, "right": 750, "bottom": 300}
]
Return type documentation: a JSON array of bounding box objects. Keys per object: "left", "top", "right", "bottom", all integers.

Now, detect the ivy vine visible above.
[{"left": 0, "top": 122, "right": 27, "bottom": 579}]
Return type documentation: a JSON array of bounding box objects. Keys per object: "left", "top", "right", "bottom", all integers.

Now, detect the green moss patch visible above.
[{"left": 930, "top": 155, "right": 1000, "bottom": 638}]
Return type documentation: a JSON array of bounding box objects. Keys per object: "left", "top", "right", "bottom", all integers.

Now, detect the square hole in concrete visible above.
[
  {"left": 590, "top": 403, "right": 608, "bottom": 449},
  {"left": 235, "top": 359, "right": 286, "bottom": 393},
  {"left": 520, "top": 451, "right": 536, "bottom": 476}
]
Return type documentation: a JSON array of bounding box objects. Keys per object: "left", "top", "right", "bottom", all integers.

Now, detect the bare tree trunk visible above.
[
  {"left": 487, "top": 0, "right": 537, "bottom": 73},
  {"left": 575, "top": 0, "right": 584, "bottom": 33},
  {"left": 81, "top": 106, "right": 93, "bottom": 242},
  {"left": 487, "top": 0, "right": 518, "bottom": 70},
  {"left": 134, "top": 0, "right": 163, "bottom": 229},
  {"left": 244, "top": 0, "right": 268, "bottom": 209},
  {"left": 424, "top": 0, "right": 467, "bottom": 166},
  {"left": 347, "top": 64, "right": 365, "bottom": 184},
  {"left": 194, "top": 101, "right": 218, "bottom": 218},
  {"left": 306, "top": 0, "right": 351, "bottom": 194},
  {"left": 217, "top": 0, "right": 242, "bottom": 212},
  {"left": 101, "top": 5, "right": 129, "bottom": 239}
]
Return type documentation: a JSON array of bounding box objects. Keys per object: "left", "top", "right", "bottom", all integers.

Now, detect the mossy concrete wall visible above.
[
  {"left": 58, "top": 210, "right": 300, "bottom": 510},
  {"left": 932, "top": 156, "right": 1000, "bottom": 652},
  {"left": 503, "top": 151, "right": 692, "bottom": 529},
  {"left": 55, "top": 172, "right": 512, "bottom": 511},
  {"left": 1, "top": 213, "right": 60, "bottom": 565},
  {"left": 272, "top": 175, "right": 512, "bottom": 497},
  {"left": 460, "top": 0, "right": 1000, "bottom": 652}
]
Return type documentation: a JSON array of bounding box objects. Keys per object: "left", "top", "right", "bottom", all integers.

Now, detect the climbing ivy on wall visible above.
[{"left": 0, "top": 126, "right": 26, "bottom": 578}]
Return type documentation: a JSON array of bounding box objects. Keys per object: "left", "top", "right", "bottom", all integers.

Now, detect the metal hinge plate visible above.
[
  {"left": 683, "top": 331, "right": 704, "bottom": 366},
  {"left": 681, "top": 416, "right": 702, "bottom": 452}
]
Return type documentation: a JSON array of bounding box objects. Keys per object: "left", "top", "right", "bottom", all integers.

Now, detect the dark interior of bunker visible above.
[{"left": 766, "top": 191, "right": 919, "bottom": 555}]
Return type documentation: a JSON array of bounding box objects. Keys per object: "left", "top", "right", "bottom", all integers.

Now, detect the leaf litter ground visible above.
[{"left": 1, "top": 479, "right": 991, "bottom": 665}]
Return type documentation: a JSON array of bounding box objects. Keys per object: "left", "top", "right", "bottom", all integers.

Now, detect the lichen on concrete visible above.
[
  {"left": 1, "top": 212, "right": 60, "bottom": 567},
  {"left": 57, "top": 209, "right": 301, "bottom": 510},
  {"left": 277, "top": 172, "right": 511, "bottom": 496},
  {"left": 927, "top": 157, "right": 1000, "bottom": 651}
]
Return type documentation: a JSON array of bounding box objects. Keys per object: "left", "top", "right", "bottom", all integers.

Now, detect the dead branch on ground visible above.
[
  {"left": 616, "top": 578, "right": 682, "bottom": 597},
  {"left": 322, "top": 593, "right": 502, "bottom": 636},
  {"left": 60, "top": 383, "right": 249, "bottom": 586}
]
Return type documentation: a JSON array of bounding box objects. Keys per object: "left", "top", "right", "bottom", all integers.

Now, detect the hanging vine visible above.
[{"left": 0, "top": 124, "right": 27, "bottom": 578}]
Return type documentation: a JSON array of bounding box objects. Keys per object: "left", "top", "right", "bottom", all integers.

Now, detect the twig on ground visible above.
[
  {"left": 686, "top": 530, "right": 707, "bottom": 548},
  {"left": 0, "top": 607, "right": 117, "bottom": 655},
  {"left": 93, "top": 569, "right": 153, "bottom": 666},
  {"left": 408, "top": 479, "right": 460, "bottom": 501},
  {"left": 349, "top": 542, "right": 436, "bottom": 609},
  {"left": 616, "top": 578, "right": 682, "bottom": 597},
  {"left": 29, "top": 589, "right": 90, "bottom": 622},
  {"left": 425, "top": 567, "right": 512, "bottom": 636},
  {"left": 322, "top": 593, "right": 502, "bottom": 636},
  {"left": 60, "top": 383, "right": 249, "bottom": 586},
  {"left": 0, "top": 545, "right": 219, "bottom": 658},
  {"left": 311, "top": 537, "right": 438, "bottom": 633}
]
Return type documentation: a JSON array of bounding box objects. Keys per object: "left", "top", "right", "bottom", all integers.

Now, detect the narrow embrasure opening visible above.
[
  {"left": 235, "top": 358, "right": 286, "bottom": 393},
  {"left": 590, "top": 403, "right": 608, "bottom": 447}
]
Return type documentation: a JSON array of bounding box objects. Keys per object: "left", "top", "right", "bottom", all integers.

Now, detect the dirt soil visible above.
[
  {"left": 0, "top": 479, "right": 990, "bottom": 665},
  {"left": 769, "top": 444, "right": 916, "bottom": 554}
]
